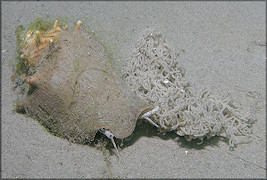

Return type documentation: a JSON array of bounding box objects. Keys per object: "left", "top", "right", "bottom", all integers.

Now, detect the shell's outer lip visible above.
[{"left": 20, "top": 20, "right": 67, "bottom": 67}]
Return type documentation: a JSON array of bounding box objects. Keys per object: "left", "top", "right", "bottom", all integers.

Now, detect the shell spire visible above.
[{"left": 20, "top": 20, "right": 67, "bottom": 67}]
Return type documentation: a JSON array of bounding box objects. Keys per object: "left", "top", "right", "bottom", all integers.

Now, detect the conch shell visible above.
[{"left": 14, "top": 20, "right": 158, "bottom": 152}]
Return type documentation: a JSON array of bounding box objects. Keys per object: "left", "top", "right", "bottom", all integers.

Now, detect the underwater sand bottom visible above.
[{"left": 2, "top": 1, "right": 266, "bottom": 178}]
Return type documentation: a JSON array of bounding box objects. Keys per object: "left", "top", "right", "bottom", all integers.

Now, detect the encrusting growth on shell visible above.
[{"left": 20, "top": 20, "right": 68, "bottom": 67}]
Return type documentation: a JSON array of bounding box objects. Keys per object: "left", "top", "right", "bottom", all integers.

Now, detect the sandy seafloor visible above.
[{"left": 1, "top": 1, "right": 266, "bottom": 178}]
